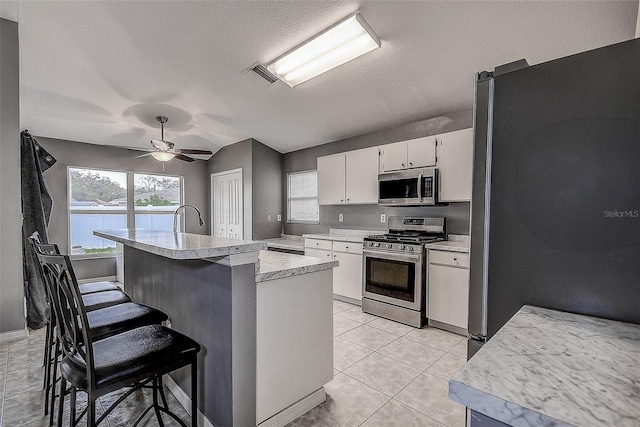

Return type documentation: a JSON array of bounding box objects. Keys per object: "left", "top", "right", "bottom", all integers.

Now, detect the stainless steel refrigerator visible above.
[{"left": 468, "top": 37, "right": 640, "bottom": 364}]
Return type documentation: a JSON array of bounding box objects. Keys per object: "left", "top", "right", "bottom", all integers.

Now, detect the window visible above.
[
  {"left": 68, "top": 168, "right": 183, "bottom": 256},
  {"left": 287, "top": 170, "right": 319, "bottom": 223},
  {"left": 134, "top": 173, "right": 181, "bottom": 232}
]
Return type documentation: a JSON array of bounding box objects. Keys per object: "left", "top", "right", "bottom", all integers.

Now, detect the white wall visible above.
[{"left": 0, "top": 18, "right": 25, "bottom": 334}]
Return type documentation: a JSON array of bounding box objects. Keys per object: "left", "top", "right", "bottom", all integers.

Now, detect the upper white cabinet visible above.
[
  {"left": 317, "top": 147, "right": 378, "bottom": 205},
  {"left": 317, "top": 154, "right": 346, "bottom": 205},
  {"left": 436, "top": 128, "right": 474, "bottom": 202},
  {"left": 379, "top": 136, "right": 436, "bottom": 173}
]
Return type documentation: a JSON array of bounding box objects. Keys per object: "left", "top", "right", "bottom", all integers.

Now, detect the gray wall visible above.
[
  {"left": 207, "top": 138, "right": 284, "bottom": 240},
  {"left": 0, "top": 18, "right": 25, "bottom": 333},
  {"left": 207, "top": 139, "right": 253, "bottom": 239},
  {"left": 251, "top": 141, "right": 283, "bottom": 239},
  {"left": 283, "top": 110, "right": 474, "bottom": 236},
  {"left": 37, "top": 136, "right": 209, "bottom": 280}
]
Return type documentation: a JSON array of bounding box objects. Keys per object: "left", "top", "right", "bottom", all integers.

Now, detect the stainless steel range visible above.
[{"left": 362, "top": 216, "right": 445, "bottom": 327}]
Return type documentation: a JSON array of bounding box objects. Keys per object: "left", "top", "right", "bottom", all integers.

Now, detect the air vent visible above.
[{"left": 250, "top": 64, "right": 279, "bottom": 84}]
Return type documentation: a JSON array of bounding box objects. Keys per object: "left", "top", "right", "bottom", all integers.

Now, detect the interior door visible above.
[{"left": 212, "top": 169, "right": 243, "bottom": 239}]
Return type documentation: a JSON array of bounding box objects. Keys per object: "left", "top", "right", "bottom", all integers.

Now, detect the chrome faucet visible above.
[{"left": 173, "top": 204, "right": 205, "bottom": 233}]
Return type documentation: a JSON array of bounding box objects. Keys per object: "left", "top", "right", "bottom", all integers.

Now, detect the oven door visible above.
[{"left": 362, "top": 249, "right": 423, "bottom": 311}]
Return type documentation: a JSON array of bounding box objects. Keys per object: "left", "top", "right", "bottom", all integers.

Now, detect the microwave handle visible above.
[{"left": 417, "top": 172, "right": 423, "bottom": 203}]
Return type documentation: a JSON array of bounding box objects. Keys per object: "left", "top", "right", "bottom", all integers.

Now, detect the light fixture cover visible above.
[
  {"left": 267, "top": 12, "right": 380, "bottom": 87},
  {"left": 150, "top": 151, "right": 175, "bottom": 162}
]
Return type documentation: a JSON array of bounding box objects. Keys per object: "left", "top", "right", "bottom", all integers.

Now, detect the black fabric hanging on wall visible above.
[{"left": 21, "top": 130, "right": 57, "bottom": 329}]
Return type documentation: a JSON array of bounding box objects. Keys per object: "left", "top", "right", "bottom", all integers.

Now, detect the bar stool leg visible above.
[
  {"left": 191, "top": 358, "right": 197, "bottom": 427},
  {"left": 57, "top": 377, "right": 66, "bottom": 427}
]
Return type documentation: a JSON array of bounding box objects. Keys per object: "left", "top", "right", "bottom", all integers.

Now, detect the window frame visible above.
[
  {"left": 287, "top": 169, "right": 319, "bottom": 224},
  {"left": 67, "top": 167, "right": 184, "bottom": 260}
]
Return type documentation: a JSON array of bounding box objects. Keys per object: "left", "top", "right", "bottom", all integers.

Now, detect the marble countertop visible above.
[
  {"left": 449, "top": 305, "right": 640, "bottom": 427},
  {"left": 303, "top": 229, "right": 383, "bottom": 243},
  {"left": 255, "top": 250, "right": 338, "bottom": 283},
  {"left": 425, "top": 234, "right": 470, "bottom": 253},
  {"left": 94, "top": 229, "right": 266, "bottom": 260}
]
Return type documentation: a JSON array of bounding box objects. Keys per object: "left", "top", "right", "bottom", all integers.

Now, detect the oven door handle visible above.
[
  {"left": 418, "top": 172, "right": 423, "bottom": 203},
  {"left": 362, "top": 249, "right": 423, "bottom": 262}
]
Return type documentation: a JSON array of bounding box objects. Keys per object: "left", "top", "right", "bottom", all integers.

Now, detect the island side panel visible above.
[
  {"left": 256, "top": 269, "right": 334, "bottom": 424},
  {"left": 124, "top": 246, "right": 257, "bottom": 427}
]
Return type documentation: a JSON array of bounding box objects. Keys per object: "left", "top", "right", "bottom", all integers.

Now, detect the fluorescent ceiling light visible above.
[
  {"left": 267, "top": 13, "right": 380, "bottom": 87},
  {"left": 150, "top": 151, "right": 175, "bottom": 162}
]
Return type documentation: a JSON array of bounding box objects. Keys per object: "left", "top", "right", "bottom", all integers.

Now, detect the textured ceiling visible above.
[{"left": 6, "top": 1, "right": 638, "bottom": 154}]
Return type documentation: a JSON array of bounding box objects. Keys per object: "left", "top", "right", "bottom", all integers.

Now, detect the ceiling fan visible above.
[{"left": 136, "top": 116, "right": 213, "bottom": 163}]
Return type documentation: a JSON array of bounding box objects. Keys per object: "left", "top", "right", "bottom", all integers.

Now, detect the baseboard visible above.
[
  {"left": 0, "top": 327, "right": 28, "bottom": 344},
  {"left": 163, "top": 375, "right": 214, "bottom": 427},
  {"left": 77, "top": 275, "right": 117, "bottom": 285},
  {"left": 333, "top": 294, "right": 362, "bottom": 306},
  {"left": 258, "top": 388, "right": 326, "bottom": 427}
]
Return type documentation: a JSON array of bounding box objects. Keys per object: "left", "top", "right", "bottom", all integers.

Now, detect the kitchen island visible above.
[
  {"left": 94, "top": 229, "right": 337, "bottom": 427},
  {"left": 449, "top": 305, "right": 640, "bottom": 427}
]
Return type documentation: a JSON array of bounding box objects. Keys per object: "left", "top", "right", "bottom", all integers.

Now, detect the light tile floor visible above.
[
  {"left": 0, "top": 300, "right": 467, "bottom": 427},
  {"left": 286, "top": 300, "right": 468, "bottom": 427}
]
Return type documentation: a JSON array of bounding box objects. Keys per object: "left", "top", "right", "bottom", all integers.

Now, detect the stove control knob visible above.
[
  {"left": 408, "top": 246, "right": 414, "bottom": 251},
  {"left": 386, "top": 243, "right": 393, "bottom": 249},
  {"left": 399, "top": 245, "right": 406, "bottom": 250},
  {"left": 373, "top": 242, "right": 380, "bottom": 248}
]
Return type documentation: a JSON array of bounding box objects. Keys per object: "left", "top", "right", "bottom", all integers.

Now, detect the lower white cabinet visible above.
[
  {"left": 305, "top": 238, "right": 363, "bottom": 304},
  {"left": 427, "top": 250, "right": 470, "bottom": 331}
]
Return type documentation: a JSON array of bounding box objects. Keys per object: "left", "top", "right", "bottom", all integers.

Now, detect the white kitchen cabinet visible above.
[
  {"left": 379, "top": 136, "right": 437, "bottom": 173},
  {"left": 345, "top": 147, "right": 378, "bottom": 204},
  {"left": 436, "top": 128, "right": 474, "bottom": 202},
  {"left": 428, "top": 250, "right": 470, "bottom": 332},
  {"left": 305, "top": 238, "right": 364, "bottom": 304},
  {"left": 317, "top": 154, "right": 346, "bottom": 205},
  {"left": 317, "top": 147, "right": 378, "bottom": 205}
]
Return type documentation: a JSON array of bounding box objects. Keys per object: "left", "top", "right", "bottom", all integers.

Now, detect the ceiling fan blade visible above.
[
  {"left": 175, "top": 148, "right": 213, "bottom": 155},
  {"left": 174, "top": 153, "right": 196, "bottom": 162},
  {"left": 135, "top": 153, "right": 153, "bottom": 159}
]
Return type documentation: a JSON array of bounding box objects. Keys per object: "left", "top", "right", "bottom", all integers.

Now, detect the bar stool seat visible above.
[
  {"left": 61, "top": 324, "right": 199, "bottom": 393},
  {"left": 82, "top": 290, "right": 131, "bottom": 312},
  {"left": 85, "top": 303, "right": 168, "bottom": 341},
  {"left": 79, "top": 281, "right": 121, "bottom": 295}
]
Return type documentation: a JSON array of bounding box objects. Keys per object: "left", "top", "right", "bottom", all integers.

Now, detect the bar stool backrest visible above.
[{"left": 37, "top": 252, "right": 97, "bottom": 391}]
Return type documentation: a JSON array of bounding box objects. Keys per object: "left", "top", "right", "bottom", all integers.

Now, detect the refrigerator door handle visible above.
[{"left": 468, "top": 72, "right": 494, "bottom": 338}]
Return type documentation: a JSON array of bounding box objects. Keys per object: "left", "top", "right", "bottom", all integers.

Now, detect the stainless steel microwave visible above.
[{"left": 378, "top": 168, "right": 438, "bottom": 206}]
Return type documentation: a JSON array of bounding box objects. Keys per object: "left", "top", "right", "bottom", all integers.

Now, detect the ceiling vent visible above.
[{"left": 243, "top": 63, "right": 279, "bottom": 87}]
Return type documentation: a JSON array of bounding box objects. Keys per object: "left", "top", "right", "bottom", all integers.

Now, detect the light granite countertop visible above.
[
  {"left": 255, "top": 250, "right": 338, "bottom": 283},
  {"left": 449, "top": 305, "right": 640, "bottom": 427},
  {"left": 303, "top": 229, "right": 383, "bottom": 243},
  {"left": 94, "top": 229, "right": 266, "bottom": 260},
  {"left": 425, "top": 235, "right": 470, "bottom": 253}
]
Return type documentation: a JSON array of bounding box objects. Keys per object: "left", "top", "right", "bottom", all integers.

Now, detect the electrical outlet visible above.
[
  {"left": 277, "top": 214, "right": 281, "bottom": 222},
  {"left": 267, "top": 214, "right": 272, "bottom": 221},
  {"left": 165, "top": 318, "right": 172, "bottom": 329},
  {"left": 380, "top": 213, "right": 386, "bottom": 223},
  {"left": 338, "top": 213, "right": 344, "bottom": 222}
]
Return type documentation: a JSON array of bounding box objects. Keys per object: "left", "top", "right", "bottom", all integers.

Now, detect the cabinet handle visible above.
[
  {"left": 409, "top": 162, "right": 413, "bottom": 166},
  {"left": 316, "top": 242, "right": 319, "bottom": 246},
  {"left": 340, "top": 199, "right": 344, "bottom": 202},
  {"left": 347, "top": 198, "right": 350, "bottom": 202},
  {"left": 453, "top": 257, "right": 458, "bottom": 261},
  {"left": 401, "top": 163, "right": 405, "bottom": 167}
]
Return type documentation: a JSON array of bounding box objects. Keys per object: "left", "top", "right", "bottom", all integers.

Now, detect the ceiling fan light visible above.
[{"left": 150, "top": 151, "right": 175, "bottom": 162}]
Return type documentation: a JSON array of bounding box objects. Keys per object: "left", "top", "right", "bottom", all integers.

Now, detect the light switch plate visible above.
[
  {"left": 267, "top": 214, "right": 272, "bottom": 221},
  {"left": 380, "top": 213, "right": 386, "bottom": 223},
  {"left": 277, "top": 214, "right": 281, "bottom": 222},
  {"left": 338, "top": 213, "right": 344, "bottom": 222}
]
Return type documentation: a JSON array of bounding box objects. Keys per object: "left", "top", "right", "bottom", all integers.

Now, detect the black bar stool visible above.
[
  {"left": 30, "top": 240, "right": 170, "bottom": 425},
  {"left": 39, "top": 251, "right": 200, "bottom": 427}
]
